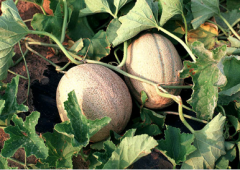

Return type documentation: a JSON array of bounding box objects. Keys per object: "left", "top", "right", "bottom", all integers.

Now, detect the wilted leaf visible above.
[
  {"left": 191, "top": 0, "right": 220, "bottom": 29},
  {"left": 112, "top": 0, "right": 159, "bottom": 46},
  {"left": 0, "top": 0, "right": 29, "bottom": 80},
  {"left": 157, "top": 126, "right": 196, "bottom": 166},
  {"left": 41, "top": 130, "right": 80, "bottom": 169},
  {"left": 77, "top": 30, "right": 111, "bottom": 61},
  {"left": 1, "top": 112, "right": 48, "bottom": 159},
  {"left": 31, "top": 3, "right": 63, "bottom": 40},
  {"left": 69, "top": 38, "right": 84, "bottom": 53},
  {"left": 54, "top": 91, "right": 111, "bottom": 147},
  {"left": 103, "top": 135, "right": 158, "bottom": 169},
  {"left": 188, "top": 22, "right": 218, "bottom": 49},
  {"left": 182, "top": 113, "right": 226, "bottom": 169},
  {"left": 159, "top": 0, "right": 184, "bottom": 26},
  {"left": 21, "top": 0, "right": 43, "bottom": 6},
  {"left": 0, "top": 76, "right": 28, "bottom": 122},
  {"left": 180, "top": 42, "right": 226, "bottom": 120}
]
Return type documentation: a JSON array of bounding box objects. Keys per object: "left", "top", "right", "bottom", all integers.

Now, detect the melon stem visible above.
[{"left": 117, "top": 41, "right": 128, "bottom": 68}]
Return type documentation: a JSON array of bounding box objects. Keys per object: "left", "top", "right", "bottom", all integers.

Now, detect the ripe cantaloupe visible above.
[
  {"left": 56, "top": 64, "right": 132, "bottom": 142},
  {"left": 123, "top": 33, "right": 183, "bottom": 109}
]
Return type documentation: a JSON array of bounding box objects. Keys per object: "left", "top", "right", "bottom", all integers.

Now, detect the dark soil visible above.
[{"left": 0, "top": 0, "right": 206, "bottom": 169}]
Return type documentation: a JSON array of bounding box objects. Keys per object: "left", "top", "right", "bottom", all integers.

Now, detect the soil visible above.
[{"left": 0, "top": 0, "right": 206, "bottom": 169}]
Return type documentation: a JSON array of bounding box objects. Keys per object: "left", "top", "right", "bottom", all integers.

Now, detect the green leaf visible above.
[
  {"left": 103, "top": 134, "right": 158, "bottom": 169},
  {"left": 77, "top": 30, "right": 111, "bottom": 61},
  {"left": 106, "top": 18, "right": 122, "bottom": 44},
  {"left": 0, "top": 0, "right": 28, "bottom": 80},
  {"left": 54, "top": 91, "right": 111, "bottom": 147},
  {"left": 79, "top": 0, "right": 133, "bottom": 18},
  {"left": 21, "top": 0, "right": 43, "bottom": 6},
  {"left": 110, "top": 128, "right": 136, "bottom": 145},
  {"left": 215, "top": 142, "right": 236, "bottom": 169},
  {"left": 135, "top": 124, "right": 162, "bottom": 136},
  {"left": 228, "top": 36, "right": 240, "bottom": 48},
  {"left": 216, "top": 10, "right": 240, "bottom": 29},
  {"left": 112, "top": 0, "right": 159, "bottom": 46},
  {"left": 69, "top": 38, "right": 84, "bottom": 53},
  {"left": 227, "top": 115, "right": 240, "bottom": 132},
  {"left": 218, "top": 56, "right": 240, "bottom": 96},
  {"left": 1, "top": 112, "right": 48, "bottom": 159},
  {"left": 157, "top": 126, "right": 196, "bottom": 166},
  {"left": 41, "top": 130, "right": 80, "bottom": 169},
  {"left": 0, "top": 76, "right": 28, "bottom": 122},
  {"left": 227, "top": 0, "right": 240, "bottom": 11},
  {"left": 180, "top": 42, "right": 226, "bottom": 120},
  {"left": 0, "top": 155, "right": 17, "bottom": 169},
  {"left": 159, "top": 0, "right": 183, "bottom": 26},
  {"left": 191, "top": 0, "right": 220, "bottom": 29},
  {"left": 31, "top": 2, "right": 63, "bottom": 40},
  {"left": 182, "top": 113, "right": 226, "bottom": 169},
  {"left": 93, "top": 140, "right": 116, "bottom": 169}
]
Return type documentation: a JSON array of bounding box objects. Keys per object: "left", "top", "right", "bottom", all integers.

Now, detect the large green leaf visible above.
[
  {"left": 54, "top": 91, "right": 111, "bottom": 147},
  {"left": 226, "top": 0, "right": 240, "bottom": 11},
  {"left": 112, "top": 0, "right": 159, "bottom": 46},
  {"left": 0, "top": 76, "right": 28, "bottom": 122},
  {"left": 157, "top": 126, "right": 196, "bottom": 167},
  {"left": 180, "top": 42, "right": 226, "bottom": 120},
  {"left": 1, "top": 112, "right": 48, "bottom": 159},
  {"left": 181, "top": 113, "right": 226, "bottom": 169},
  {"left": 103, "top": 134, "right": 158, "bottom": 169},
  {"left": 79, "top": 0, "right": 133, "bottom": 18},
  {"left": 106, "top": 18, "right": 122, "bottom": 44},
  {"left": 0, "top": 0, "right": 29, "bottom": 80},
  {"left": 191, "top": 0, "right": 220, "bottom": 29},
  {"left": 41, "top": 130, "right": 81, "bottom": 169},
  {"left": 159, "top": 0, "right": 183, "bottom": 26},
  {"left": 31, "top": 3, "right": 63, "bottom": 40},
  {"left": 216, "top": 10, "right": 240, "bottom": 29},
  {"left": 77, "top": 30, "right": 111, "bottom": 61},
  {"left": 218, "top": 56, "right": 240, "bottom": 96}
]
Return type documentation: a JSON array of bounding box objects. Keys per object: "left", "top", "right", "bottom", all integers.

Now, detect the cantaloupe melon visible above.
[
  {"left": 56, "top": 64, "right": 132, "bottom": 142},
  {"left": 123, "top": 33, "right": 183, "bottom": 109}
]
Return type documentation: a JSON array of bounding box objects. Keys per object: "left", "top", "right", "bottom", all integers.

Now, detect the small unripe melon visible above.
[
  {"left": 56, "top": 64, "right": 132, "bottom": 142},
  {"left": 123, "top": 33, "right": 183, "bottom": 109}
]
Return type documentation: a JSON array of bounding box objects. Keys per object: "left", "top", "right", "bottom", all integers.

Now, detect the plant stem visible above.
[
  {"left": 114, "top": 47, "right": 121, "bottom": 64},
  {"left": 220, "top": 15, "right": 240, "bottom": 40},
  {"left": 162, "top": 111, "right": 208, "bottom": 124},
  {"left": 182, "top": 14, "right": 189, "bottom": 46},
  {"left": 28, "top": 30, "right": 81, "bottom": 64},
  {"left": 86, "top": 59, "right": 168, "bottom": 93},
  {"left": 117, "top": 41, "right": 128, "bottom": 68},
  {"left": 61, "top": 0, "right": 68, "bottom": 43},
  {"left": 40, "top": 6, "right": 47, "bottom": 15},
  {"left": 56, "top": 62, "right": 71, "bottom": 72},
  {"left": 23, "top": 19, "right": 33, "bottom": 23},
  {"left": 27, "top": 41, "right": 59, "bottom": 48},
  {"left": 207, "top": 20, "right": 228, "bottom": 36},
  {"left": 15, "top": 0, "right": 19, "bottom": 5},
  {"left": 18, "top": 42, "right": 30, "bottom": 104},
  {"left": 8, "top": 70, "right": 27, "bottom": 80},
  {"left": 160, "top": 85, "right": 192, "bottom": 89},
  {"left": 13, "top": 49, "right": 29, "bottom": 67},
  {"left": 155, "top": 86, "right": 195, "bottom": 133},
  {"left": 25, "top": 43, "right": 59, "bottom": 68},
  {"left": 157, "top": 26, "right": 196, "bottom": 62},
  {"left": 217, "top": 105, "right": 226, "bottom": 116}
]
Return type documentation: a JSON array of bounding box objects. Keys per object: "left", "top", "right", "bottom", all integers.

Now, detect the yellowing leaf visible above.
[{"left": 188, "top": 22, "right": 218, "bottom": 49}]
